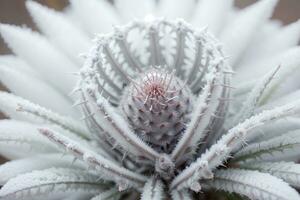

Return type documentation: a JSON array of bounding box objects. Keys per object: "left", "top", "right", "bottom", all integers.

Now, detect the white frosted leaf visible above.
[
  {"left": 141, "top": 177, "right": 164, "bottom": 200},
  {"left": 90, "top": 188, "right": 119, "bottom": 200},
  {"left": 0, "top": 24, "right": 78, "bottom": 95},
  {"left": 205, "top": 169, "right": 300, "bottom": 200},
  {"left": 70, "top": 0, "right": 120, "bottom": 35},
  {"left": 236, "top": 47, "right": 300, "bottom": 98},
  {"left": 232, "top": 66, "right": 280, "bottom": 126},
  {"left": 0, "top": 92, "right": 31, "bottom": 120},
  {"left": 250, "top": 117, "right": 300, "bottom": 142},
  {"left": 83, "top": 89, "right": 160, "bottom": 161},
  {"left": 171, "top": 99, "right": 300, "bottom": 191},
  {"left": 39, "top": 128, "right": 147, "bottom": 190},
  {"left": 0, "top": 154, "right": 84, "bottom": 185},
  {"left": 115, "top": 0, "right": 155, "bottom": 23},
  {"left": 221, "top": 0, "right": 278, "bottom": 66},
  {"left": 244, "top": 162, "right": 300, "bottom": 188},
  {"left": 157, "top": 0, "right": 196, "bottom": 20},
  {"left": 0, "top": 168, "right": 105, "bottom": 200},
  {"left": 259, "top": 90, "right": 300, "bottom": 112},
  {"left": 0, "top": 91, "right": 79, "bottom": 123},
  {"left": 0, "top": 55, "right": 40, "bottom": 77},
  {"left": 233, "top": 130, "right": 300, "bottom": 163},
  {"left": 0, "top": 120, "right": 57, "bottom": 159},
  {"left": 26, "top": 1, "right": 91, "bottom": 64},
  {"left": 0, "top": 65, "right": 75, "bottom": 116},
  {"left": 192, "top": 0, "right": 234, "bottom": 35},
  {"left": 260, "top": 47, "right": 300, "bottom": 101},
  {"left": 240, "top": 20, "right": 300, "bottom": 67},
  {"left": 172, "top": 66, "right": 224, "bottom": 162},
  {"left": 14, "top": 95, "right": 88, "bottom": 139}
]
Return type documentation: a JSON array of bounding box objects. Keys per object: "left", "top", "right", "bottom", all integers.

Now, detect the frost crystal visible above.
[{"left": 0, "top": 0, "right": 300, "bottom": 200}]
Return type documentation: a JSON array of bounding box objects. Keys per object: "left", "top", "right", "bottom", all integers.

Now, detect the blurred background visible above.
[{"left": 0, "top": 0, "right": 299, "bottom": 163}]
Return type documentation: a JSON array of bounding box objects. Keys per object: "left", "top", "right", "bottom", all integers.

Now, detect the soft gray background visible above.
[{"left": 0, "top": 0, "right": 299, "bottom": 163}]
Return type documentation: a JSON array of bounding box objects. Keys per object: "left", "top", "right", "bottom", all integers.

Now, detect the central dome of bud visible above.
[{"left": 121, "top": 68, "right": 194, "bottom": 153}]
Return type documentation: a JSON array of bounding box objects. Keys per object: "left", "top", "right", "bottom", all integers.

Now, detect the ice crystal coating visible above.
[
  {"left": 0, "top": 0, "right": 300, "bottom": 200},
  {"left": 79, "top": 19, "right": 229, "bottom": 167}
]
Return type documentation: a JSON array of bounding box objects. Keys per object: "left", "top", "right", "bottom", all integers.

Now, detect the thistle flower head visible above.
[
  {"left": 0, "top": 0, "right": 300, "bottom": 200},
  {"left": 121, "top": 68, "right": 193, "bottom": 152}
]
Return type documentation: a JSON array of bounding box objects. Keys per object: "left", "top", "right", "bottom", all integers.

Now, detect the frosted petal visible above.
[
  {"left": 0, "top": 24, "right": 78, "bottom": 95},
  {"left": 206, "top": 169, "right": 300, "bottom": 200},
  {"left": 70, "top": 0, "right": 120, "bottom": 35},
  {"left": 233, "top": 130, "right": 300, "bottom": 163},
  {"left": 0, "top": 65, "right": 76, "bottom": 116},
  {"left": 115, "top": 0, "right": 156, "bottom": 23},
  {"left": 0, "top": 120, "right": 57, "bottom": 159},
  {"left": 191, "top": 0, "right": 234, "bottom": 35},
  {"left": 171, "top": 99, "right": 300, "bottom": 191},
  {"left": 245, "top": 162, "right": 300, "bottom": 188},
  {"left": 0, "top": 168, "right": 105, "bottom": 200},
  {"left": 26, "top": 1, "right": 91, "bottom": 65},
  {"left": 221, "top": 0, "right": 278, "bottom": 66},
  {"left": 0, "top": 55, "right": 40, "bottom": 77},
  {"left": 236, "top": 47, "right": 300, "bottom": 98},
  {"left": 0, "top": 92, "right": 80, "bottom": 122},
  {"left": 241, "top": 20, "right": 300, "bottom": 67},
  {"left": 0, "top": 154, "right": 84, "bottom": 185},
  {"left": 157, "top": 0, "right": 196, "bottom": 20},
  {"left": 39, "top": 128, "right": 147, "bottom": 189},
  {"left": 251, "top": 117, "right": 300, "bottom": 142}
]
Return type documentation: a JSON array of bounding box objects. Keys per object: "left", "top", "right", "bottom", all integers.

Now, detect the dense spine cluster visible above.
[{"left": 121, "top": 69, "right": 193, "bottom": 152}]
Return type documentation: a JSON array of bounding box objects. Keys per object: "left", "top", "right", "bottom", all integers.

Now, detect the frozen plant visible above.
[{"left": 0, "top": 0, "right": 300, "bottom": 200}]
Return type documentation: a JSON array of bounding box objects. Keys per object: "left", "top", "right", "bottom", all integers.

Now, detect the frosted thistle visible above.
[{"left": 0, "top": 0, "right": 300, "bottom": 200}]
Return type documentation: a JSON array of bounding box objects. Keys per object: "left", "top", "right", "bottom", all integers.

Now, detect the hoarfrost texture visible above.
[{"left": 0, "top": 0, "right": 300, "bottom": 200}]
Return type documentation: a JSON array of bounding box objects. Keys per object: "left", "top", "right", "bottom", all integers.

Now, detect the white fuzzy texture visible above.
[
  {"left": 115, "top": 0, "right": 155, "bottom": 23},
  {"left": 206, "top": 169, "right": 300, "bottom": 200},
  {"left": 26, "top": 1, "right": 91, "bottom": 64},
  {"left": 85, "top": 90, "right": 160, "bottom": 161},
  {"left": 243, "top": 118, "right": 300, "bottom": 143},
  {"left": 240, "top": 19, "right": 300, "bottom": 67},
  {"left": 0, "top": 65, "right": 73, "bottom": 116},
  {"left": 70, "top": 0, "right": 120, "bottom": 34},
  {"left": 0, "top": 0, "right": 300, "bottom": 199},
  {"left": 221, "top": 0, "right": 278, "bottom": 65},
  {"left": 38, "top": 128, "right": 148, "bottom": 189},
  {"left": 0, "top": 120, "right": 57, "bottom": 159},
  {"left": 236, "top": 47, "right": 300, "bottom": 90},
  {"left": 0, "top": 154, "right": 84, "bottom": 185},
  {"left": 232, "top": 66, "right": 280, "bottom": 125},
  {"left": 234, "top": 130, "right": 300, "bottom": 163},
  {"left": 244, "top": 162, "right": 300, "bottom": 188},
  {"left": 141, "top": 177, "right": 164, "bottom": 200},
  {"left": 157, "top": 0, "right": 195, "bottom": 20},
  {"left": 0, "top": 55, "right": 39, "bottom": 77},
  {"left": 171, "top": 100, "right": 300, "bottom": 190},
  {"left": 13, "top": 95, "right": 88, "bottom": 138},
  {"left": 0, "top": 168, "right": 104, "bottom": 200},
  {"left": 172, "top": 65, "right": 223, "bottom": 161},
  {"left": 0, "top": 24, "right": 77, "bottom": 95},
  {"left": 192, "top": 0, "right": 234, "bottom": 35}
]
